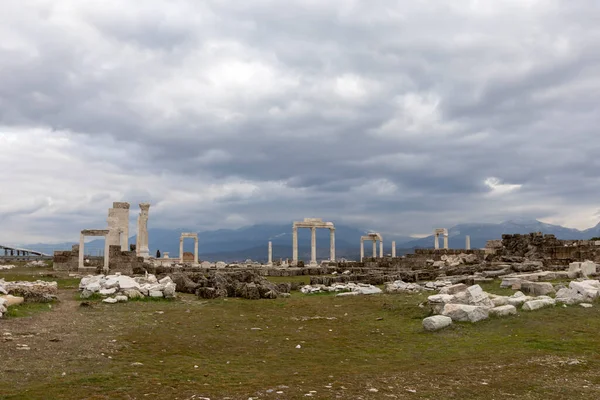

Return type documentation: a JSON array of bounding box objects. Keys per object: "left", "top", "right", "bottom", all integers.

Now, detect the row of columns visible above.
[{"left": 292, "top": 226, "right": 335, "bottom": 266}]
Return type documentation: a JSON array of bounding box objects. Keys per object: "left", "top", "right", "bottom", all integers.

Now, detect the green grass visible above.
[
  {"left": 0, "top": 267, "right": 80, "bottom": 289},
  {"left": 2, "top": 271, "right": 600, "bottom": 399},
  {"left": 2, "top": 290, "right": 600, "bottom": 399},
  {"left": 3, "top": 302, "right": 54, "bottom": 318}
]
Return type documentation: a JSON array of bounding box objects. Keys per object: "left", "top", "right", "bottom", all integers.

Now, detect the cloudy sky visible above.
[{"left": 1, "top": 0, "right": 600, "bottom": 245}]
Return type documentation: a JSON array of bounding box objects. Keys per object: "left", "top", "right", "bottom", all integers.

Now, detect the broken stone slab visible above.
[
  {"left": 506, "top": 291, "right": 533, "bottom": 307},
  {"left": 581, "top": 261, "right": 598, "bottom": 277},
  {"left": 423, "top": 315, "right": 453, "bottom": 331},
  {"left": 520, "top": 281, "right": 555, "bottom": 296},
  {"left": 489, "top": 305, "right": 517, "bottom": 317},
  {"left": 555, "top": 288, "right": 585, "bottom": 305},
  {"left": 427, "top": 294, "right": 455, "bottom": 314},
  {"left": 122, "top": 289, "right": 144, "bottom": 299},
  {"left": 439, "top": 284, "right": 468, "bottom": 295},
  {"left": 442, "top": 304, "right": 489, "bottom": 323},
  {"left": 580, "top": 303, "right": 593, "bottom": 308},
  {"left": 522, "top": 298, "right": 555, "bottom": 311},
  {"left": 500, "top": 278, "right": 523, "bottom": 289},
  {"left": 115, "top": 295, "right": 128, "bottom": 302},
  {"left": 569, "top": 280, "right": 600, "bottom": 301},
  {"left": 99, "top": 288, "right": 117, "bottom": 296},
  {"left": 489, "top": 294, "right": 509, "bottom": 307},
  {"left": 149, "top": 290, "right": 164, "bottom": 298},
  {"left": 0, "top": 295, "right": 25, "bottom": 307},
  {"left": 102, "top": 297, "right": 118, "bottom": 304}
]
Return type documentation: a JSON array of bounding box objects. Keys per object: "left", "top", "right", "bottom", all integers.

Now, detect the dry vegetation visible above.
[{"left": 1, "top": 267, "right": 600, "bottom": 399}]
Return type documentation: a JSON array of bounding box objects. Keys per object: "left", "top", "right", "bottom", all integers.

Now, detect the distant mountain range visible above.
[{"left": 17, "top": 219, "right": 600, "bottom": 262}]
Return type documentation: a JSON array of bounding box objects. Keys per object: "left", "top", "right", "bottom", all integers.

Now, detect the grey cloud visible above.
[{"left": 2, "top": 1, "right": 600, "bottom": 243}]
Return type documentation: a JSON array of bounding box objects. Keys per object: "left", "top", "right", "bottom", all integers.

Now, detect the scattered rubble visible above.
[
  {"left": 0, "top": 265, "right": 17, "bottom": 271},
  {"left": 78, "top": 273, "right": 177, "bottom": 302},
  {"left": 0, "top": 279, "right": 58, "bottom": 302},
  {"left": 300, "top": 283, "right": 382, "bottom": 296},
  {"left": 385, "top": 280, "right": 452, "bottom": 293}
]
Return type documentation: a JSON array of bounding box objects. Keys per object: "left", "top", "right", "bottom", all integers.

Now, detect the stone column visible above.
[
  {"left": 103, "top": 234, "right": 110, "bottom": 273},
  {"left": 360, "top": 239, "right": 364, "bottom": 262},
  {"left": 443, "top": 234, "right": 449, "bottom": 250},
  {"left": 78, "top": 233, "right": 85, "bottom": 270},
  {"left": 292, "top": 227, "right": 298, "bottom": 264},
  {"left": 329, "top": 228, "right": 335, "bottom": 261},
  {"left": 194, "top": 237, "right": 199, "bottom": 264},
  {"left": 179, "top": 237, "right": 184, "bottom": 262},
  {"left": 372, "top": 239, "right": 377, "bottom": 258},
  {"left": 138, "top": 203, "right": 150, "bottom": 258},
  {"left": 465, "top": 235, "right": 471, "bottom": 250},
  {"left": 434, "top": 233, "right": 439, "bottom": 249},
  {"left": 392, "top": 241, "right": 396, "bottom": 257},
  {"left": 379, "top": 241, "right": 383, "bottom": 259},
  {"left": 268, "top": 241, "right": 273, "bottom": 266},
  {"left": 310, "top": 227, "right": 317, "bottom": 266}
]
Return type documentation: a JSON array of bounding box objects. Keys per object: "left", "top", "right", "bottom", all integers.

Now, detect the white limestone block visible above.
[
  {"left": 522, "top": 298, "right": 555, "bottom": 311},
  {"left": 149, "top": 290, "right": 164, "bottom": 298},
  {"left": 555, "top": 288, "right": 585, "bottom": 305},
  {"left": 580, "top": 303, "right": 593, "bottom": 308},
  {"left": 423, "top": 315, "right": 453, "bottom": 331},
  {"left": 99, "top": 288, "right": 117, "bottom": 296},
  {"left": 442, "top": 304, "right": 489, "bottom": 323},
  {"left": 102, "top": 297, "right": 118, "bottom": 304},
  {"left": 439, "top": 284, "right": 468, "bottom": 295},
  {"left": 115, "top": 295, "right": 128, "bottom": 302},
  {"left": 158, "top": 276, "right": 173, "bottom": 285},
  {"left": 489, "top": 305, "right": 517, "bottom": 317},
  {"left": 116, "top": 276, "right": 141, "bottom": 290}
]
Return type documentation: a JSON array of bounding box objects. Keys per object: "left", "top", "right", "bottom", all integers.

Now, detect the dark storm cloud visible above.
[{"left": 2, "top": 0, "right": 600, "bottom": 242}]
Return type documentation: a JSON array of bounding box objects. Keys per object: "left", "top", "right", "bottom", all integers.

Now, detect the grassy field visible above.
[{"left": 1, "top": 269, "right": 600, "bottom": 399}]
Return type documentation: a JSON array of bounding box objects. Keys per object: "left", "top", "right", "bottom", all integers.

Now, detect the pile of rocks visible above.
[
  {"left": 0, "top": 265, "right": 17, "bottom": 271},
  {"left": 555, "top": 280, "right": 600, "bottom": 305},
  {"left": 0, "top": 279, "right": 58, "bottom": 303},
  {"left": 385, "top": 280, "right": 452, "bottom": 293},
  {"left": 171, "top": 270, "right": 288, "bottom": 300},
  {"left": 25, "top": 261, "right": 48, "bottom": 268},
  {"left": 300, "top": 283, "right": 382, "bottom": 296},
  {"left": 423, "top": 284, "right": 559, "bottom": 331},
  {"left": 78, "top": 273, "right": 176, "bottom": 303},
  {"left": 428, "top": 253, "right": 479, "bottom": 268}
]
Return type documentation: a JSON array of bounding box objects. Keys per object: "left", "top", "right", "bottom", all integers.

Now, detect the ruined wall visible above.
[
  {"left": 107, "top": 245, "right": 144, "bottom": 275},
  {"left": 53, "top": 245, "right": 79, "bottom": 271},
  {"left": 498, "top": 233, "right": 600, "bottom": 264}
]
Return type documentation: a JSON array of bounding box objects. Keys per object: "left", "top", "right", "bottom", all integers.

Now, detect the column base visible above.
[{"left": 309, "top": 261, "right": 318, "bottom": 267}]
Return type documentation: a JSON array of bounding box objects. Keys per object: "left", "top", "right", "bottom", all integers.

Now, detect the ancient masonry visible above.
[
  {"left": 136, "top": 203, "right": 151, "bottom": 258},
  {"left": 360, "top": 233, "right": 383, "bottom": 261},
  {"left": 292, "top": 218, "right": 335, "bottom": 266},
  {"left": 179, "top": 232, "right": 199, "bottom": 264},
  {"left": 54, "top": 202, "right": 148, "bottom": 274},
  {"left": 434, "top": 228, "right": 449, "bottom": 250}
]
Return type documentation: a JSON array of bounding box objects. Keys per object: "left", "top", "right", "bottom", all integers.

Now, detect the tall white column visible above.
[
  {"left": 310, "top": 227, "right": 317, "bottom": 266},
  {"left": 434, "top": 234, "right": 439, "bottom": 249},
  {"left": 179, "top": 238, "right": 184, "bottom": 262},
  {"left": 465, "top": 235, "right": 471, "bottom": 250},
  {"left": 292, "top": 227, "right": 298, "bottom": 264},
  {"left": 138, "top": 203, "right": 150, "bottom": 258},
  {"left": 379, "top": 241, "right": 383, "bottom": 258},
  {"left": 103, "top": 234, "right": 110, "bottom": 273},
  {"left": 78, "top": 233, "right": 85, "bottom": 270},
  {"left": 268, "top": 241, "right": 273, "bottom": 266},
  {"left": 194, "top": 238, "right": 199, "bottom": 264},
  {"left": 443, "top": 235, "right": 449, "bottom": 249},
  {"left": 329, "top": 229, "right": 335, "bottom": 261},
  {"left": 392, "top": 241, "right": 396, "bottom": 257},
  {"left": 372, "top": 239, "right": 377, "bottom": 258},
  {"left": 360, "top": 239, "right": 364, "bottom": 262}
]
